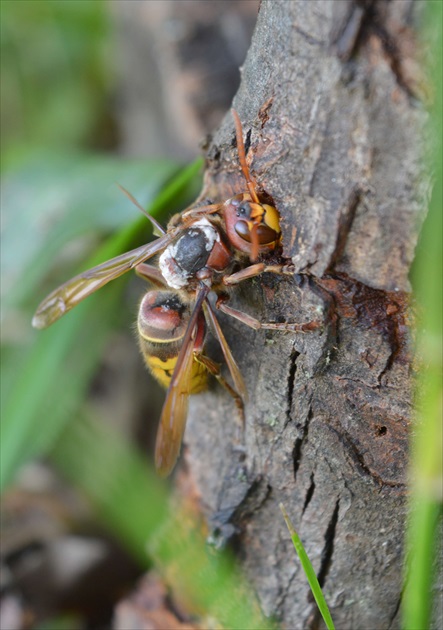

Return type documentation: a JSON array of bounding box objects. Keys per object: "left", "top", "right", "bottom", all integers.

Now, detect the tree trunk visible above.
[{"left": 182, "top": 1, "right": 427, "bottom": 628}]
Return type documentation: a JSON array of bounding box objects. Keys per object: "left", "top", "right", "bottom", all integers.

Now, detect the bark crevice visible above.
[
  {"left": 307, "top": 498, "right": 341, "bottom": 630},
  {"left": 292, "top": 406, "right": 313, "bottom": 483},
  {"left": 285, "top": 348, "right": 301, "bottom": 427}
]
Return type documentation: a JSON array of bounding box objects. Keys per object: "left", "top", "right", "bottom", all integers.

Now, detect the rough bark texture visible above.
[{"left": 180, "top": 1, "right": 427, "bottom": 628}]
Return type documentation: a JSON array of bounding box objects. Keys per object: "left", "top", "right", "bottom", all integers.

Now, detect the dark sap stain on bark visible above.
[{"left": 318, "top": 273, "right": 411, "bottom": 377}]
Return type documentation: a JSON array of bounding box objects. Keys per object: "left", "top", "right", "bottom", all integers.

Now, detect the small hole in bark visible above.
[{"left": 375, "top": 425, "right": 387, "bottom": 436}]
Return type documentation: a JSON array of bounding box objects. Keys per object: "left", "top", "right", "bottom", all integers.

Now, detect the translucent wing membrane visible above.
[
  {"left": 32, "top": 233, "right": 173, "bottom": 329},
  {"left": 155, "top": 284, "right": 210, "bottom": 476},
  {"left": 154, "top": 341, "right": 194, "bottom": 477}
]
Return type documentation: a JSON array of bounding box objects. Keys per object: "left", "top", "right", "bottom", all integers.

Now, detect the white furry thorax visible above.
[{"left": 159, "top": 218, "right": 220, "bottom": 290}]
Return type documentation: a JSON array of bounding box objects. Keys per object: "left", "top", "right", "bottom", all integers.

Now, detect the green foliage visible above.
[
  {"left": 1, "top": 0, "right": 112, "bottom": 159},
  {"left": 403, "top": 2, "right": 443, "bottom": 628},
  {"left": 36, "top": 614, "right": 81, "bottom": 630},
  {"left": 280, "top": 504, "right": 335, "bottom": 630}
]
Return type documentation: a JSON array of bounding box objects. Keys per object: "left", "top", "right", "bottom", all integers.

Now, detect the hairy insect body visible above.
[
  {"left": 159, "top": 218, "right": 229, "bottom": 290},
  {"left": 33, "top": 109, "right": 319, "bottom": 477},
  {"left": 141, "top": 348, "right": 208, "bottom": 393},
  {"left": 137, "top": 290, "right": 207, "bottom": 392}
]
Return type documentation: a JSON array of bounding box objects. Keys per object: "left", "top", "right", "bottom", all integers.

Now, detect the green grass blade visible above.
[
  {"left": 280, "top": 503, "right": 335, "bottom": 630},
  {"left": 403, "top": 2, "right": 443, "bottom": 628}
]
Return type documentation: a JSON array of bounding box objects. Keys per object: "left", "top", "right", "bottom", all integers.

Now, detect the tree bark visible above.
[{"left": 182, "top": 1, "right": 427, "bottom": 628}]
